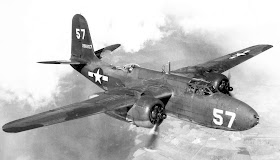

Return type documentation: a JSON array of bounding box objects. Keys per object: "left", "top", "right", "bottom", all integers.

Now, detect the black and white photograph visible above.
[{"left": 0, "top": 0, "right": 279, "bottom": 160}]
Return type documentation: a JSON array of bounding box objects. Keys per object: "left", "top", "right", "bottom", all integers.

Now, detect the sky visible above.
[{"left": 0, "top": 0, "right": 279, "bottom": 160}]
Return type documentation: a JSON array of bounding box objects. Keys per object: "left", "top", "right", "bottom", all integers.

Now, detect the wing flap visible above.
[{"left": 3, "top": 92, "right": 136, "bottom": 133}]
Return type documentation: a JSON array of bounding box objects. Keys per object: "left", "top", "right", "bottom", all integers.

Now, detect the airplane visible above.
[{"left": 2, "top": 14, "right": 272, "bottom": 148}]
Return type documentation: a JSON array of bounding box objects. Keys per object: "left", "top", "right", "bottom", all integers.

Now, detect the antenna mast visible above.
[{"left": 168, "top": 61, "right": 171, "bottom": 74}]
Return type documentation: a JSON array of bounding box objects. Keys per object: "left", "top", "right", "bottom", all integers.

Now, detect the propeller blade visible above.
[
  {"left": 229, "top": 91, "right": 236, "bottom": 98},
  {"left": 228, "top": 71, "right": 231, "bottom": 81},
  {"left": 146, "top": 124, "right": 160, "bottom": 150}
]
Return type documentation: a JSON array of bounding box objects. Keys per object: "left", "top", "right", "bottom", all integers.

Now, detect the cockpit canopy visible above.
[
  {"left": 186, "top": 78, "right": 217, "bottom": 96},
  {"left": 112, "top": 63, "right": 140, "bottom": 73},
  {"left": 123, "top": 63, "right": 140, "bottom": 70}
]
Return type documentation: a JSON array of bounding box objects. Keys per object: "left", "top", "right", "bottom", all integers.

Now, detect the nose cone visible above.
[
  {"left": 236, "top": 101, "right": 259, "bottom": 131},
  {"left": 249, "top": 108, "right": 259, "bottom": 128}
]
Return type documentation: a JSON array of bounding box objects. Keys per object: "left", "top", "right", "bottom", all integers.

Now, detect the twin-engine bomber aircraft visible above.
[{"left": 3, "top": 14, "right": 272, "bottom": 148}]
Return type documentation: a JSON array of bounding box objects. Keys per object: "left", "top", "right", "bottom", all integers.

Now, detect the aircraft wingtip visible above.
[
  {"left": 37, "top": 61, "right": 60, "bottom": 64},
  {"left": 2, "top": 121, "right": 44, "bottom": 133},
  {"left": 262, "top": 44, "right": 273, "bottom": 52},
  {"left": 2, "top": 123, "right": 14, "bottom": 133}
]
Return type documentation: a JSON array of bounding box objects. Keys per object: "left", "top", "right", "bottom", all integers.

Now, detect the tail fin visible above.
[
  {"left": 38, "top": 14, "right": 125, "bottom": 90},
  {"left": 38, "top": 14, "right": 98, "bottom": 65},
  {"left": 70, "top": 14, "right": 98, "bottom": 63}
]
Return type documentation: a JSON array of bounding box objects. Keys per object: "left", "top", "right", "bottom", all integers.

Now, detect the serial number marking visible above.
[{"left": 82, "top": 44, "right": 93, "bottom": 49}]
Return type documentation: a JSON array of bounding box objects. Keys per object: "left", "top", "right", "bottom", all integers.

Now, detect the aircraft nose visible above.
[
  {"left": 237, "top": 101, "right": 259, "bottom": 130},
  {"left": 251, "top": 110, "right": 259, "bottom": 127}
]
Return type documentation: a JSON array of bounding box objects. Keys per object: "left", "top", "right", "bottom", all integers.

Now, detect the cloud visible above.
[
  {"left": 0, "top": 0, "right": 166, "bottom": 109},
  {"left": 1, "top": 71, "right": 138, "bottom": 160},
  {"left": 0, "top": 0, "right": 278, "bottom": 109},
  {"left": 0, "top": 0, "right": 279, "bottom": 160},
  {"left": 102, "top": 16, "right": 226, "bottom": 71},
  {"left": 0, "top": 10, "right": 227, "bottom": 160}
]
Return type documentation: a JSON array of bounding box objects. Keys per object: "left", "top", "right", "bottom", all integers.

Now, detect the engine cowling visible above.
[
  {"left": 203, "top": 73, "right": 233, "bottom": 94},
  {"left": 126, "top": 96, "right": 166, "bottom": 128}
]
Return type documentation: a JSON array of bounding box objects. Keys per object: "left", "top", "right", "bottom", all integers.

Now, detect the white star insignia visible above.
[
  {"left": 229, "top": 50, "right": 250, "bottom": 59},
  {"left": 88, "top": 68, "right": 109, "bottom": 84},
  {"left": 93, "top": 69, "right": 103, "bottom": 84}
]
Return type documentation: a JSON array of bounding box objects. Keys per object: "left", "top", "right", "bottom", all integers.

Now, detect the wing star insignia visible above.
[
  {"left": 229, "top": 50, "right": 250, "bottom": 59},
  {"left": 88, "top": 68, "right": 109, "bottom": 84}
]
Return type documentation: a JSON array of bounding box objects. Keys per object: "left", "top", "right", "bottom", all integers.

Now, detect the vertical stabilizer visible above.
[{"left": 71, "top": 14, "right": 97, "bottom": 63}]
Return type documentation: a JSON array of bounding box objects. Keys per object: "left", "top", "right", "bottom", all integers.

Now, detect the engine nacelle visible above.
[
  {"left": 126, "top": 96, "right": 165, "bottom": 128},
  {"left": 203, "top": 73, "right": 233, "bottom": 94}
]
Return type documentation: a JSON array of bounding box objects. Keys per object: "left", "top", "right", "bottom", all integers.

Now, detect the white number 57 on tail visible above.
[{"left": 76, "top": 28, "right": 85, "bottom": 39}]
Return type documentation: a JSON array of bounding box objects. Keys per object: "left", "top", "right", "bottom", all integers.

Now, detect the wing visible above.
[
  {"left": 3, "top": 81, "right": 173, "bottom": 133},
  {"left": 174, "top": 44, "right": 272, "bottom": 74},
  {"left": 2, "top": 91, "right": 137, "bottom": 133}
]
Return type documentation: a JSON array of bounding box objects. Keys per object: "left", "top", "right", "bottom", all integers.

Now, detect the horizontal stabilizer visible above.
[
  {"left": 37, "top": 60, "right": 84, "bottom": 64},
  {"left": 95, "top": 44, "right": 121, "bottom": 59}
]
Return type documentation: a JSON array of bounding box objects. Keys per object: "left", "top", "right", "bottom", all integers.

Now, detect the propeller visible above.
[
  {"left": 228, "top": 71, "right": 231, "bottom": 81},
  {"left": 146, "top": 105, "right": 166, "bottom": 150},
  {"left": 217, "top": 72, "right": 234, "bottom": 96},
  {"left": 146, "top": 123, "right": 160, "bottom": 150},
  {"left": 227, "top": 72, "right": 234, "bottom": 97}
]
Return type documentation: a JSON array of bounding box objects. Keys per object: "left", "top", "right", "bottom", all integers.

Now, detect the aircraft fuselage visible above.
[
  {"left": 2, "top": 14, "right": 268, "bottom": 134},
  {"left": 80, "top": 63, "right": 259, "bottom": 131}
]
